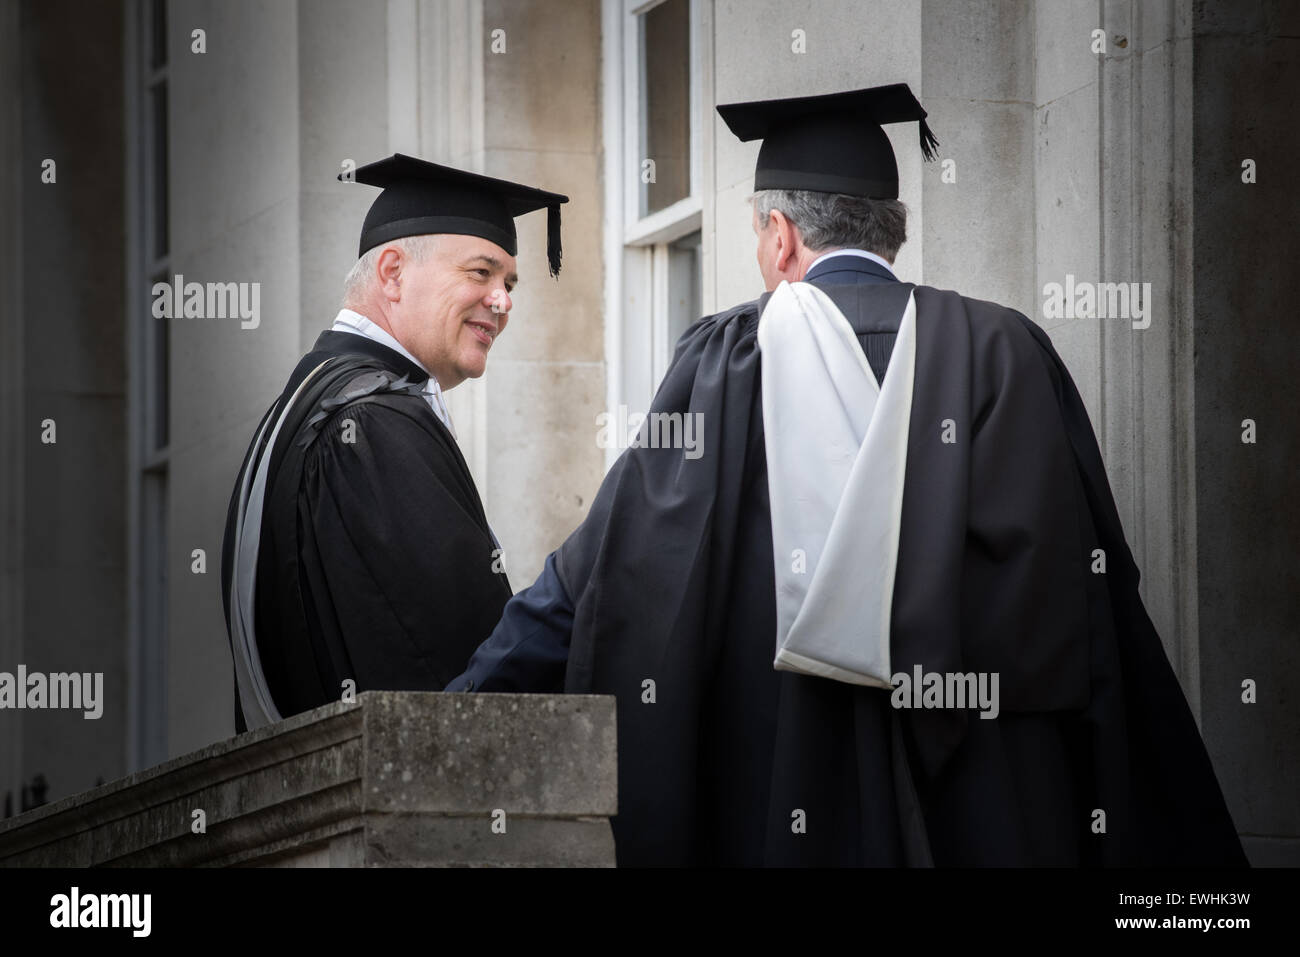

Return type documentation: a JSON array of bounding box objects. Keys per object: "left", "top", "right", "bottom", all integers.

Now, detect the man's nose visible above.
[{"left": 487, "top": 288, "right": 512, "bottom": 315}]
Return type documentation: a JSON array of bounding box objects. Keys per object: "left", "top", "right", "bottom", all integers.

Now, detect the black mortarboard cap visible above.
[
  {"left": 342, "top": 153, "right": 569, "bottom": 277},
  {"left": 716, "top": 83, "right": 937, "bottom": 199}
]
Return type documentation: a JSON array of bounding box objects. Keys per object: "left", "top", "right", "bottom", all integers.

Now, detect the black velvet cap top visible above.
[
  {"left": 343, "top": 153, "right": 570, "bottom": 277},
  {"left": 716, "top": 83, "right": 937, "bottom": 199}
]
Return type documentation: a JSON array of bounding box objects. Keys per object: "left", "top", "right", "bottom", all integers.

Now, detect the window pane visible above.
[
  {"left": 150, "top": 84, "right": 169, "bottom": 260},
  {"left": 639, "top": 0, "right": 690, "bottom": 217},
  {"left": 667, "top": 230, "right": 702, "bottom": 348},
  {"left": 149, "top": 0, "right": 167, "bottom": 70}
]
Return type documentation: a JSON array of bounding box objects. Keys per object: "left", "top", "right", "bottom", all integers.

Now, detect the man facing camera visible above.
[
  {"left": 448, "top": 85, "right": 1246, "bottom": 868},
  {"left": 221, "top": 154, "right": 566, "bottom": 732}
]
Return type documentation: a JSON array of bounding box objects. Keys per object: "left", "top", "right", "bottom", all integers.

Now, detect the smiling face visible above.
[{"left": 384, "top": 234, "right": 518, "bottom": 390}]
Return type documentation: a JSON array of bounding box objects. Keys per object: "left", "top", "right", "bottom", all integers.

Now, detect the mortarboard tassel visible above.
[
  {"left": 547, "top": 203, "right": 562, "bottom": 278},
  {"left": 918, "top": 118, "right": 939, "bottom": 162}
]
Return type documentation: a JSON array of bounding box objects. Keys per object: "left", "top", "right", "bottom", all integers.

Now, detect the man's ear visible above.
[
  {"left": 770, "top": 208, "right": 797, "bottom": 274},
  {"left": 377, "top": 246, "right": 403, "bottom": 301}
]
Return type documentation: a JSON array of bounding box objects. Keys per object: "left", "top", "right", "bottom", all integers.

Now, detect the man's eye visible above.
[{"left": 474, "top": 269, "right": 490, "bottom": 279}]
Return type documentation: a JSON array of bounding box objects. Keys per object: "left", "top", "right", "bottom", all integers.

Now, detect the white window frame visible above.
[{"left": 603, "top": 0, "right": 715, "bottom": 469}]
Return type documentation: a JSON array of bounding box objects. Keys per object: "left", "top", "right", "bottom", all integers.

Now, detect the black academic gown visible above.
[
  {"left": 451, "top": 255, "right": 1247, "bottom": 868},
  {"left": 220, "top": 330, "right": 512, "bottom": 731}
]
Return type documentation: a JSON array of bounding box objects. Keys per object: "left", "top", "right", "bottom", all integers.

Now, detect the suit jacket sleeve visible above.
[{"left": 445, "top": 551, "right": 574, "bottom": 692}]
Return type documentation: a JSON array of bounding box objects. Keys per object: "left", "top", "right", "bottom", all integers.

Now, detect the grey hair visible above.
[
  {"left": 340, "top": 234, "right": 442, "bottom": 308},
  {"left": 751, "top": 189, "right": 908, "bottom": 262}
]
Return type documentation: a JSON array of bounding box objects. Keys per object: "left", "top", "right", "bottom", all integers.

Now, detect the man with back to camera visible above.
[
  {"left": 220, "top": 154, "right": 567, "bottom": 733},
  {"left": 447, "top": 84, "right": 1246, "bottom": 868}
]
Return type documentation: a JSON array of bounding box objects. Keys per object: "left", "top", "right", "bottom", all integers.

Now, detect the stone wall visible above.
[
  {"left": 1190, "top": 0, "right": 1300, "bottom": 866},
  {"left": 0, "top": 0, "right": 127, "bottom": 813}
]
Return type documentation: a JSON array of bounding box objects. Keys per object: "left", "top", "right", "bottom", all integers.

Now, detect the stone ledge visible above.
[{"left": 0, "top": 691, "right": 618, "bottom": 867}]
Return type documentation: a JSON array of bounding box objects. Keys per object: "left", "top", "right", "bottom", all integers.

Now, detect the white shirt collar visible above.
[
  {"left": 330, "top": 309, "right": 457, "bottom": 438},
  {"left": 806, "top": 248, "right": 897, "bottom": 277},
  {"left": 331, "top": 308, "right": 428, "bottom": 374}
]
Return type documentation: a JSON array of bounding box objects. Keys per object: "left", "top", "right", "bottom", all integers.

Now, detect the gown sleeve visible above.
[{"left": 295, "top": 397, "right": 513, "bottom": 691}]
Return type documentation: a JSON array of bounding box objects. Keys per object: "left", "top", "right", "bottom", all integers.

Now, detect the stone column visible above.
[{"left": 477, "top": 0, "right": 607, "bottom": 590}]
